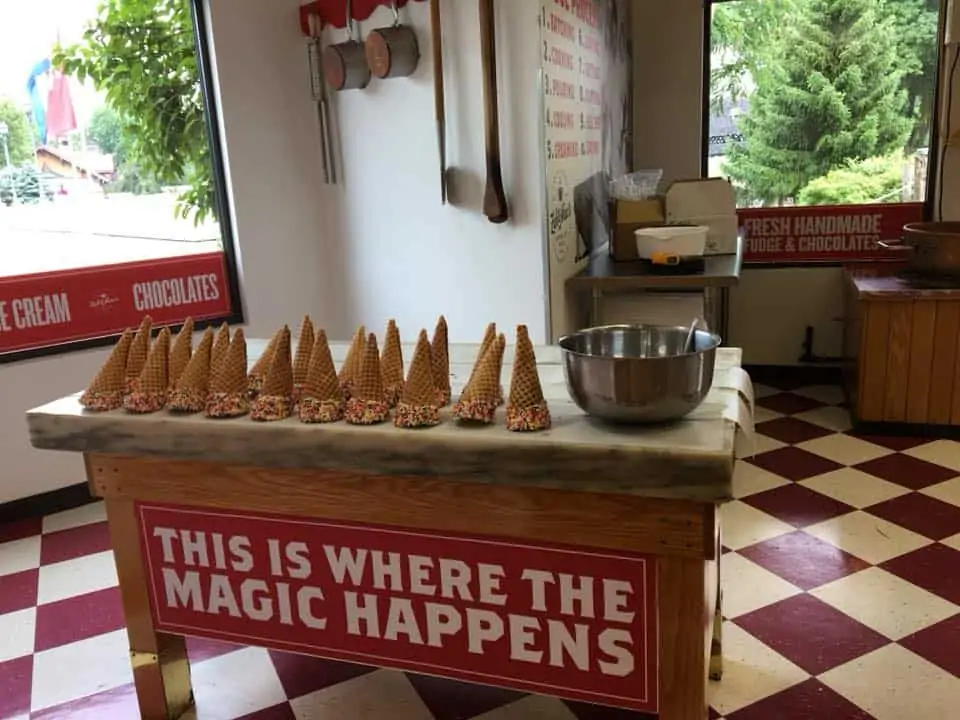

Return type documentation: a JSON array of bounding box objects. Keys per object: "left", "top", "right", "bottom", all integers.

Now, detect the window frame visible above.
[
  {"left": 700, "top": 0, "right": 949, "bottom": 265},
  {"left": 0, "top": 0, "right": 244, "bottom": 364}
]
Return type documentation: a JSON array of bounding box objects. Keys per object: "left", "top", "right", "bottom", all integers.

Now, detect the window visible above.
[
  {"left": 703, "top": 0, "right": 946, "bottom": 263},
  {"left": 0, "top": 0, "right": 241, "bottom": 361}
]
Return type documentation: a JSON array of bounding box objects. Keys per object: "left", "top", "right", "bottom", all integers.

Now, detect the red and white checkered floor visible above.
[{"left": 2, "top": 380, "right": 959, "bottom": 719}]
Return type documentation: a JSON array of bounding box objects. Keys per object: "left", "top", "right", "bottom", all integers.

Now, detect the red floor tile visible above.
[
  {"left": 738, "top": 531, "right": 870, "bottom": 590},
  {"left": 740, "top": 484, "right": 854, "bottom": 528},
  {"left": 405, "top": 673, "right": 526, "bottom": 720},
  {"left": 31, "top": 682, "right": 139, "bottom": 719},
  {"left": 726, "top": 678, "right": 874, "bottom": 720},
  {"left": 0, "top": 567, "right": 39, "bottom": 615},
  {"left": 0, "top": 654, "right": 33, "bottom": 718},
  {"left": 186, "top": 635, "right": 245, "bottom": 663},
  {"left": 34, "top": 586, "right": 126, "bottom": 652},
  {"left": 755, "top": 417, "right": 834, "bottom": 445},
  {"left": 852, "top": 454, "right": 956, "bottom": 490},
  {"left": 39, "top": 521, "right": 112, "bottom": 566},
  {"left": 0, "top": 516, "right": 42, "bottom": 544},
  {"left": 845, "top": 432, "right": 931, "bottom": 452},
  {"left": 881, "top": 544, "right": 960, "bottom": 604},
  {"left": 734, "top": 594, "right": 889, "bottom": 675},
  {"left": 237, "top": 704, "right": 297, "bottom": 720},
  {"left": 746, "top": 447, "right": 843, "bottom": 481},
  {"left": 757, "top": 393, "right": 827, "bottom": 415},
  {"left": 865, "top": 493, "right": 960, "bottom": 541},
  {"left": 268, "top": 651, "right": 374, "bottom": 700},
  {"left": 898, "top": 613, "right": 960, "bottom": 678}
]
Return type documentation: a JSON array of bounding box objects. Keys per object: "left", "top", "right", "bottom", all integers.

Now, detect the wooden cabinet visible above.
[{"left": 844, "top": 271, "right": 960, "bottom": 425}]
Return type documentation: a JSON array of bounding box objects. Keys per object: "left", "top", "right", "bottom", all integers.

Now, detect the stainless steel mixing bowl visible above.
[{"left": 558, "top": 324, "right": 721, "bottom": 423}]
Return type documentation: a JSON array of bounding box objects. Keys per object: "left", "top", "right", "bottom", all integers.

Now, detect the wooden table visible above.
[{"left": 27, "top": 340, "right": 747, "bottom": 720}]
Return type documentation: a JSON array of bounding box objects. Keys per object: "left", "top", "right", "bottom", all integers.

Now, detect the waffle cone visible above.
[
  {"left": 380, "top": 319, "right": 404, "bottom": 387},
  {"left": 463, "top": 323, "right": 497, "bottom": 395},
  {"left": 293, "top": 315, "right": 315, "bottom": 386},
  {"left": 339, "top": 325, "right": 366, "bottom": 385},
  {"left": 177, "top": 327, "right": 213, "bottom": 391},
  {"left": 125, "top": 316, "right": 153, "bottom": 386},
  {"left": 460, "top": 339, "right": 499, "bottom": 403},
  {"left": 168, "top": 317, "right": 194, "bottom": 389},
  {"left": 302, "top": 329, "right": 341, "bottom": 401},
  {"left": 138, "top": 328, "right": 170, "bottom": 394},
  {"left": 355, "top": 333, "right": 384, "bottom": 401},
  {"left": 250, "top": 327, "right": 283, "bottom": 379},
  {"left": 430, "top": 315, "right": 450, "bottom": 403},
  {"left": 261, "top": 326, "right": 293, "bottom": 397},
  {"left": 509, "top": 325, "right": 546, "bottom": 406},
  {"left": 82, "top": 328, "right": 133, "bottom": 400},
  {"left": 401, "top": 330, "right": 437, "bottom": 405},
  {"left": 210, "top": 328, "right": 248, "bottom": 394},
  {"left": 211, "top": 322, "right": 231, "bottom": 371}
]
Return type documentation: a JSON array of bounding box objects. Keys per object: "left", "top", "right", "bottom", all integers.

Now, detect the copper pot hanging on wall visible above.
[
  {"left": 323, "top": 0, "right": 371, "bottom": 91},
  {"left": 365, "top": 0, "right": 420, "bottom": 79}
]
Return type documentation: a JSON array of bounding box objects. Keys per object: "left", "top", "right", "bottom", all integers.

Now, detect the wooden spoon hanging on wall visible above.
[{"left": 478, "top": 0, "right": 509, "bottom": 224}]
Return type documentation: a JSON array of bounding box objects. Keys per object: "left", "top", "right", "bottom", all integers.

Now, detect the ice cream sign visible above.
[{"left": 137, "top": 503, "right": 660, "bottom": 713}]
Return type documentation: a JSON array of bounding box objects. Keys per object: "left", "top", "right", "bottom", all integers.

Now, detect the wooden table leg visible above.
[{"left": 105, "top": 497, "right": 193, "bottom": 719}]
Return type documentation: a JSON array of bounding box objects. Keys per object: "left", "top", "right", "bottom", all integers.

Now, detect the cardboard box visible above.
[
  {"left": 608, "top": 197, "right": 665, "bottom": 261},
  {"left": 665, "top": 178, "right": 739, "bottom": 255}
]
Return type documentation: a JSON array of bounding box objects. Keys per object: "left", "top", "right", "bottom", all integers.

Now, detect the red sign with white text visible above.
[
  {"left": 0, "top": 253, "right": 231, "bottom": 355},
  {"left": 137, "top": 503, "right": 660, "bottom": 713},
  {"left": 740, "top": 202, "right": 924, "bottom": 263}
]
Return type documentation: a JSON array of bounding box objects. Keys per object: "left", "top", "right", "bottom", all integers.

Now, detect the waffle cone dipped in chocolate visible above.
[
  {"left": 206, "top": 328, "right": 250, "bottom": 418},
  {"left": 124, "top": 328, "right": 169, "bottom": 413},
  {"left": 299, "top": 330, "right": 344, "bottom": 423},
  {"left": 339, "top": 325, "right": 365, "bottom": 398},
  {"left": 248, "top": 326, "right": 283, "bottom": 398},
  {"left": 252, "top": 326, "right": 294, "bottom": 421},
  {"left": 169, "top": 327, "right": 213, "bottom": 413},
  {"left": 395, "top": 330, "right": 440, "bottom": 428},
  {"left": 292, "top": 315, "right": 315, "bottom": 404},
  {"left": 431, "top": 315, "right": 451, "bottom": 406},
  {"left": 381, "top": 319, "right": 404, "bottom": 407},
  {"left": 493, "top": 333, "right": 506, "bottom": 405},
  {"left": 80, "top": 329, "right": 133, "bottom": 411},
  {"left": 345, "top": 333, "right": 390, "bottom": 425},
  {"left": 168, "top": 317, "right": 194, "bottom": 391},
  {"left": 124, "top": 316, "right": 153, "bottom": 394},
  {"left": 453, "top": 338, "right": 500, "bottom": 424},
  {"left": 211, "top": 322, "right": 231, "bottom": 374},
  {"left": 506, "top": 325, "right": 551, "bottom": 431}
]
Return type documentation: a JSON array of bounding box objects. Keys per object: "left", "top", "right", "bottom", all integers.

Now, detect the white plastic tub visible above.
[{"left": 635, "top": 225, "right": 708, "bottom": 260}]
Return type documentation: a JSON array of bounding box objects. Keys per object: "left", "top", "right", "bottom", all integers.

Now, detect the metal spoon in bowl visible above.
[{"left": 684, "top": 317, "right": 699, "bottom": 353}]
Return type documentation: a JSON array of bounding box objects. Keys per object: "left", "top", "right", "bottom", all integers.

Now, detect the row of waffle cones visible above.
[{"left": 79, "top": 315, "right": 549, "bottom": 431}]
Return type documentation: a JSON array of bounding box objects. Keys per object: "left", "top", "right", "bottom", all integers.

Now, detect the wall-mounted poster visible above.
[{"left": 541, "top": 0, "right": 632, "bottom": 340}]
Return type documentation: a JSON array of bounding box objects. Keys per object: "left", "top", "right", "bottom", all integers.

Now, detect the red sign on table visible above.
[
  {"left": 0, "top": 253, "right": 232, "bottom": 355},
  {"left": 739, "top": 202, "right": 924, "bottom": 263},
  {"left": 137, "top": 503, "right": 660, "bottom": 713}
]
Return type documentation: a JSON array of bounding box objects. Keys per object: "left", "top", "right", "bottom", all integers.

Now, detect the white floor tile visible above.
[
  {"left": 721, "top": 553, "right": 801, "bottom": 618},
  {"left": 753, "top": 406, "right": 784, "bottom": 423},
  {"left": 805, "top": 511, "right": 931, "bottom": 565},
  {"left": 798, "top": 468, "right": 910, "bottom": 509},
  {"left": 30, "top": 629, "right": 132, "bottom": 712},
  {"left": 904, "top": 439, "right": 960, "bottom": 472},
  {"left": 796, "top": 435, "right": 890, "bottom": 466},
  {"left": 37, "top": 550, "right": 118, "bottom": 605},
  {"left": 811, "top": 567, "right": 957, "bottom": 640},
  {"left": 192, "top": 646, "right": 288, "bottom": 719},
  {"left": 291, "top": 669, "right": 434, "bottom": 720},
  {"left": 473, "top": 694, "right": 576, "bottom": 720},
  {"left": 942, "top": 533, "right": 960, "bottom": 551},
  {"left": 921, "top": 476, "right": 960, "bottom": 508},
  {"left": 737, "top": 433, "right": 785, "bottom": 460},
  {"left": 733, "top": 461, "right": 791, "bottom": 499},
  {"left": 706, "top": 622, "right": 809, "bottom": 716},
  {"left": 820, "top": 644, "right": 960, "bottom": 720},
  {"left": 0, "top": 607, "right": 35, "bottom": 662},
  {"left": 792, "top": 385, "right": 846, "bottom": 405},
  {"left": 41, "top": 502, "right": 107, "bottom": 534},
  {"left": 721, "top": 501, "right": 793, "bottom": 550},
  {"left": 753, "top": 384, "right": 780, "bottom": 399},
  {"left": 0, "top": 535, "right": 41, "bottom": 578},
  {"left": 793, "top": 406, "right": 853, "bottom": 433}
]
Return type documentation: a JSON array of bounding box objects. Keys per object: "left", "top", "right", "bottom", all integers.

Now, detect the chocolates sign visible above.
[{"left": 137, "top": 503, "right": 659, "bottom": 712}]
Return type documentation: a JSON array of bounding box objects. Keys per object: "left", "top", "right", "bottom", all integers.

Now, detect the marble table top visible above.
[{"left": 27, "top": 340, "right": 745, "bottom": 502}]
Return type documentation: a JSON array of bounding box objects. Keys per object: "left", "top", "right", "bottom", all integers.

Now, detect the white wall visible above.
[{"left": 0, "top": 0, "right": 547, "bottom": 505}]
